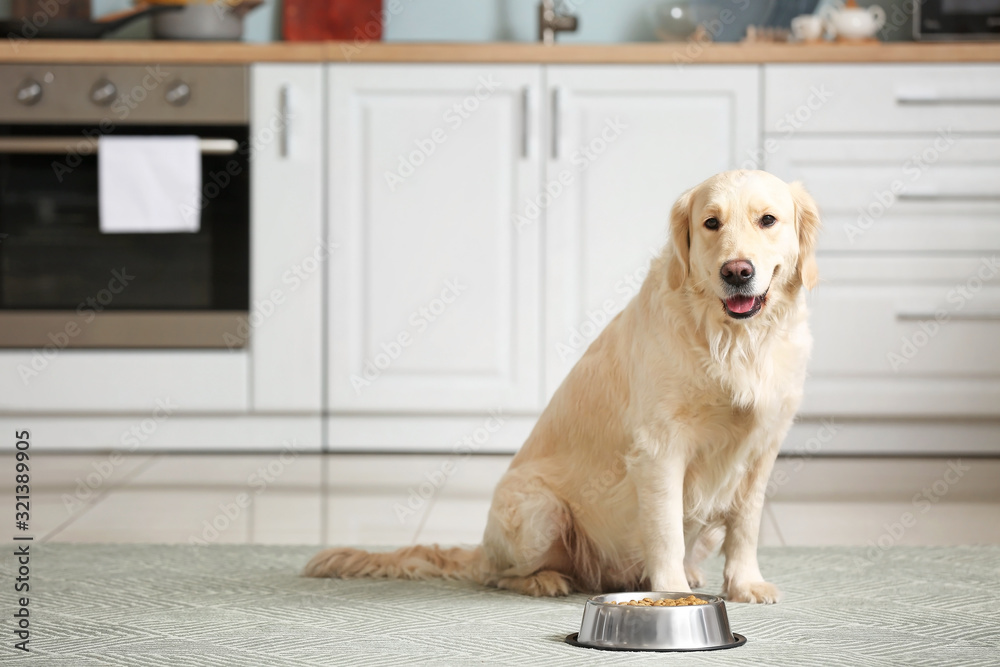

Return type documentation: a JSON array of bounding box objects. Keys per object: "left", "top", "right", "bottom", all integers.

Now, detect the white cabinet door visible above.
[
  {"left": 327, "top": 65, "right": 543, "bottom": 413},
  {"left": 543, "top": 65, "right": 761, "bottom": 397},
  {"left": 250, "top": 64, "right": 324, "bottom": 413}
]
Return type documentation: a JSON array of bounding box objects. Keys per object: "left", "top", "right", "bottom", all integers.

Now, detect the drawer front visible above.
[
  {"left": 808, "top": 257, "right": 1000, "bottom": 379},
  {"left": 765, "top": 65, "right": 1000, "bottom": 134},
  {"left": 767, "top": 137, "right": 1000, "bottom": 253},
  {"left": 0, "top": 351, "right": 249, "bottom": 413}
]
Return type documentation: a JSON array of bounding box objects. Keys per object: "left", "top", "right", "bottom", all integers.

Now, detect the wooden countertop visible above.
[
  {"left": 3, "top": 40, "right": 1000, "bottom": 64},
  {"left": 1, "top": 41, "right": 325, "bottom": 63}
]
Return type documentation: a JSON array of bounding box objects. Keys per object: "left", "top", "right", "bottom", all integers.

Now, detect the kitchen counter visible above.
[
  {"left": 3, "top": 40, "right": 1000, "bottom": 64},
  {"left": 1, "top": 41, "right": 325, "bottom": 63}
]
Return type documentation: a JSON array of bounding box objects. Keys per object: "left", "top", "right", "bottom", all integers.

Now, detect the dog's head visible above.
[{"left": 666, "top": 170, "right": 821, "bottom": 321}]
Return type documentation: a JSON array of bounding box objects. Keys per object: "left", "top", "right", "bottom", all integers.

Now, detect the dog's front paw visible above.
[
  {"left": 724, "top": 580, "right": 781, "bottom": 604},
  {"left": 496, "top": 570, "right": 572, "bottom": 597},
  {"left": 650, "top": 575, "right": 692, "bottom": 594},
  {"left": 684, "top": 564, "right": 705, "bottom": 589}
]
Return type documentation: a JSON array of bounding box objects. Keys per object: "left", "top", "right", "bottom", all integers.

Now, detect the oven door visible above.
[
  {"left": 0, "top": 64, "right": 323, "bottom": 429},
  {"left": 917, "top": 0, "right": 1000, "bottom": 40},
  {"left": 0, "top": 124, "right": 250, "bottom": 349}
]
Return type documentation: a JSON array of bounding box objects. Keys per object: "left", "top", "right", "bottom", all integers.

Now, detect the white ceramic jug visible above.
[{"left": 824, "top": 1, "right": 886, "bottom": 40}]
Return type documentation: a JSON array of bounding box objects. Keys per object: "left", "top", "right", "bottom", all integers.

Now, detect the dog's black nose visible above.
[{"left": 721, "top": 259, "right": 755, "bottom": 286}]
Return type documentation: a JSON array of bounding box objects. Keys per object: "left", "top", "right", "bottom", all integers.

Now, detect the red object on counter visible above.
[{"left": 283, "top": 0, "right": 384, "bottom": 41}]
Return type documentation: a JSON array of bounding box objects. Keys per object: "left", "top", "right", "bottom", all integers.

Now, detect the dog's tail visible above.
[{"left": 303, "top": 545, "right": 487, "bottom": 584}]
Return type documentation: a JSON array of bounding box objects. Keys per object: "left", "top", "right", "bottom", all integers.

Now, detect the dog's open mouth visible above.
[{"left": 723, "top": 292, "right": 767, "bottom": 319}]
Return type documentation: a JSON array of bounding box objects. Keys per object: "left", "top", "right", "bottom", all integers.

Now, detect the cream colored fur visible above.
[{"left": 306, "top": 170, "right": 822, "bottom": 604}]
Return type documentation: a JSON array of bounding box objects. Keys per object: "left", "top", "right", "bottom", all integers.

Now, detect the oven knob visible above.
[
  {"left": 90, "top": 78, "right": 118, "bottom": 106},
  {"left": 164, "top": 81, "right": 191, "bottom": 107},
  {"left": 16, "top": 78, "right": 43, "bottom": 106}
]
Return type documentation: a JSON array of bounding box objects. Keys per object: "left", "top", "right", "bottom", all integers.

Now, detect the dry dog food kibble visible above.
[{"left": 611, "top": 596, "right": 708, "bottom": 607}]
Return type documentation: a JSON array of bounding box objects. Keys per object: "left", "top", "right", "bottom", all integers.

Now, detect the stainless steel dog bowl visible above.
[{"left": 566, "top": 591, "right": 746, "bottom": 652}]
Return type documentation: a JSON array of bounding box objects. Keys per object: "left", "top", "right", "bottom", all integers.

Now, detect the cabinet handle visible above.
[
  {"left": 895, "top": 91, "right": 1000, "bottom": 105},
  {"left": 279, "top": 84, "right": 292, "bottom": 158},
  {"left": 896, "top": 311, "right": 1000, "bottom": 322},
  {"left": 898, "top": 192, "right": 1000, "bottom": 202},
  {"left": 551, "top": 86, "right": 563, "bottom": 160},
  {"left": 0, "top": 136, "right": 237, "bottom": 155},
  {"left": 521, "top": 86, "right": 534, "bottom": 159}
]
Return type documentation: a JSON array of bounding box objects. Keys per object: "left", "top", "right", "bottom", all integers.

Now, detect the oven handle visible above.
[{"left": 0, "top": 137, "right": 239, "bottom": 155}]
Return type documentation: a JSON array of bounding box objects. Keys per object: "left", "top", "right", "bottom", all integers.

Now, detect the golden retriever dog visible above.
[{"left": 306, "top": 169, "right": 821, "bottom": 603}]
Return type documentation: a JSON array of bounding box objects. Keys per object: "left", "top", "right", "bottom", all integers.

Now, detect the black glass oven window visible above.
[
  {"left": 0, "top": 125, "right": 250, "bottom": 311},
  {"left": 943, "top": 0, "right": 1000, "bottom": 13}
]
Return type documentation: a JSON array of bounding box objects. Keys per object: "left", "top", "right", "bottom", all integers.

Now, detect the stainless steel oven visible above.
[
  {"left": 916, "top": 0, "right": 1000, "bottom": 40},
  {"left": 0, "top": 64, "right": 250, "bottom": 348}
]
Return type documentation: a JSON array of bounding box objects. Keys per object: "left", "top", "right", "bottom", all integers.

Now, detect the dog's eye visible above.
[
  {"left": 704, "top": 217, "right": 720, "bottom": 230},
  {"left": 760, "top": 214, "right": 776, "bottom": 228}
]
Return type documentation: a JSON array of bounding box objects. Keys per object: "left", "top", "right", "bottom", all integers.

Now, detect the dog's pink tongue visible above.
[{"left": 725, "top": 295, "right": 756, "bottom": 314}]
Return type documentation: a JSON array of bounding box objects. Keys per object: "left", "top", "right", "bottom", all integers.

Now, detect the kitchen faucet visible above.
[{"left": 539, "top": 0, "right": 578, "bottom": 44}]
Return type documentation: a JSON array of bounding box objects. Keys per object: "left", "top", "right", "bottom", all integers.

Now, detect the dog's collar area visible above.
[{"left": 722, "top": 290, "right": 768, "bottom": 319}]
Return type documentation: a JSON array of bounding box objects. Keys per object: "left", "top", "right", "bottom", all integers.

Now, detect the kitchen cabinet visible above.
[
  {"left": 0, "top": 64, "right": 325, "bottom": 450},
  {"left": 543, "top": 65, "right": 761, "bottom": 397},
  {"left": 769, "top": 137, "right": 1000, "bottom": 417},
  {"left": 768, "top": 86, "right": 1000, "bottom": 419},
  {"left": 764, "top": 64, "right": 1000, "bottom": 134},
  {"left": 9, "top": 58, "right": 999, "bottom": 455},
  {"left": 767, "top": 64, "right": 1000, "bottom": 454},
  {"left": 326, "top": 64, "right": 544, "bottom": 413},
  {"left": 250, "top": 64, "right": 325, "bottom": 413},
  {"left": 325, "top": 64, "right": 759, "bottom": 415}
]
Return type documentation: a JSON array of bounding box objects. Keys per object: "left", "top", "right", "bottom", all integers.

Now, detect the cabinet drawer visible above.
[
  {"left": 809, "top": 257, "right": 1000, "bottom": 379},
  {"left": 767, "top": 137, "right": 1000, "bottom": 253},
  {"left": 0, "top": 351, "right": 249, "bottom": 413},
  {"left": 765, "top": 65, "right": 1000, "bottom": 134}
]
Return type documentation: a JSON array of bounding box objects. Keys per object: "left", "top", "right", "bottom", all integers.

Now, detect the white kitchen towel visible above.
[{"left": 98, "top": 136, "right": 202, "bottom": 234}]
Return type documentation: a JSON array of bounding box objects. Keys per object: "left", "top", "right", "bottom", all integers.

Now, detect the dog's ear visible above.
[
  {"left": 667, "top": 188, "right": 694, "bottom": 291},
  {"left": 790, "top": 181, "right": 821, "bottom": 291}
]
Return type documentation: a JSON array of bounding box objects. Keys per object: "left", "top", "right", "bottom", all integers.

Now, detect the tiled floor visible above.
[{"left": 3, "top": 453, "right": 999, "bottom": 548}]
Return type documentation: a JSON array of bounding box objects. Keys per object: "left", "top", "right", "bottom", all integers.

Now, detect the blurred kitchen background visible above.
[
  {"left": 0, "top": 0, "right": 920, "bottom": 42},
  {"left": 1, "top": 0, "right": 999, "bottom": 553}
]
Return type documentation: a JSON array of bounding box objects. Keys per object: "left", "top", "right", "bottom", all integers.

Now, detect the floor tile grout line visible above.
[
  {"left": 247, "top": 500, "right": 255, "bottom": 545},
  {"left": 410, "top": 453, "right": 483, "bottom": 545},
  {"left": 410, "top": 485, "right": 443, "bottom": 546},
  {"left": 320, "top": 454, "right": 329, "bottom": 546},
  {"left": 40, "top": 454, "right": 162, "bottom": 543},
  {"left": 766, "top": 503, "right": 787, "bottom": 547}
]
